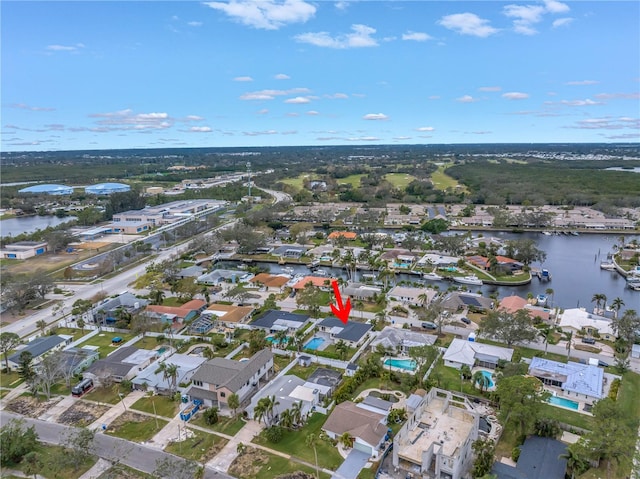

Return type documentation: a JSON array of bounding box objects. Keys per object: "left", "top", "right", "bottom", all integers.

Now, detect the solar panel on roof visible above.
[{"left": 460, "top": 296, "right": 482, "bottom": 307}]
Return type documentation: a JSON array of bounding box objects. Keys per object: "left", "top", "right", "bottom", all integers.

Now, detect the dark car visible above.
[
  {"left": 581, "top": 337, "right": 596, "bottom": 344},
  {"left": 422, "top": 322, "right": 437, "bottom": 330},
  {"left": 460, "top": 317, "right": 471, "bottom": 325},
  {"left": 598, "top": 360, "right": 610, "bottom": 367}
]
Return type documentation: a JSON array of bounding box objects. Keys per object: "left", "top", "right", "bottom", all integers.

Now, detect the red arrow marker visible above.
[{"left": 330, "top": 280, "right": 351, "bottom": 324}]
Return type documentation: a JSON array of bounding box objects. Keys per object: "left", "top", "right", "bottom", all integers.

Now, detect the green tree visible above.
[
  {"left": 0, "top": 419, "right": 39, "bottom": 466},
  {"left": 494, "top": 375, "right": 550, "bottom": 438},
  {"left": 22, "top": 451, "right": 44, "bottom": 479},
  {"left": 471, "top": 438, "right": 496, "bottom": 478},
  {"left": 203, "top": 407, "right": 219, "bottom": 425},
  {"left": 479, "top": 309, "right": 537, "bottom": 347},
  {"left": 591, "top": 293, "right": 607, "bottom": 313},
  {"left": 504, "top": 238, "right": 546, "bottom": 265},
  {"left": 335, "top": 340, "right": 349, "bottom": 360},
  {"left": 228, "top": 393, "right": 240, "bottom": 417},
  {"left": 472, "top": 370, "right": 491, "bottom": 393},
  {"left": 62, "top": 428, "right": 95, "bottom": 471},
  {"left": 155, "top": 362, "right": 179, "bottom": 395},
  {"left": 306, "top": 433, "right": 320, "bottom": 479},
  {"left": 611, "top": 309, "right": 639, "bottom": 350},
  {"left": 609, "top": 297, "right": 624, "bottom": 319},
  {"left": 296, "top": 282, "right": 324, "bottom": 317},
  {"left": 0, "top": 332, "right": 21, "bottom": 371}
]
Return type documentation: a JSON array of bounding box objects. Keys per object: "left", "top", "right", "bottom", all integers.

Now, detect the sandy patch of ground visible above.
[
  {"left": 58, "top": 400, "right": 111, "bottom": 426},
  {"left": 228, "top": 447, "right": 270, "bottom": 478}
]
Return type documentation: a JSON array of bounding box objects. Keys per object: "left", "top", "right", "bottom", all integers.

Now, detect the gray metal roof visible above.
[
  {"left": 318, "top": 317, "right": 372, "bottom": 342},
  {"left": 528, "top": 357, "right": 603, "bottom": 399},
  {"left": 9, "top": 335, "right": 66, "bottom": 363},
  {"left": 362, "top": 395, "right": 394, "bottom": 411},
  {"left": 251, "top": 310, "right": 309, "bottom": 329},
  {"left": 492, "top": 436, "right": 567, "bottom": 479}
]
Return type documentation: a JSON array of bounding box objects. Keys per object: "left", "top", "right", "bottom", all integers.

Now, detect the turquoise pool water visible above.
[
  {"left": 266, "top": 336, "right": 289, "bottom": 345},
  {"left": 548, "top": 396, "right": 579, "bottom": 410},
  {"left": 384, "top": 358, "right": 417, "bottom": 371},
  {"left": 157, "top": 347, "right": 167, "bottom": 355},
  {"left": 304, "top": 337, "right": 325, "bottom": 350},
  {"left": 478, "top": 370, "right": 495, "bottom": 388}
]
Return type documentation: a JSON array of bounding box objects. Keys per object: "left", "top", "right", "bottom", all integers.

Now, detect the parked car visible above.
[
  {"left": 598, "top": 360, "right": 610, "bottom": 367},
  {"left": 581, "top": 337, "right": 596, "bottom": 344},
  {"left": 460, "top": 317, "right": 471, "bottom": 325},
  {"left": 422, "top": 322, "right": 437, "bottom": 330}
]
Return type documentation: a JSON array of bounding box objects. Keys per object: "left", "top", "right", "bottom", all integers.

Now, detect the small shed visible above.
[{"left": 298, "top": 355, "right": 312, "bottom": 367}]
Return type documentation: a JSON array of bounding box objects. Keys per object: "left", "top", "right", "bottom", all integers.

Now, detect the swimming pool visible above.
[
  {"left": 157, "top": 347, "right": 167, "bottom": 355},
  {"left": 477, "top": 370, "right": 495, "bottom": 388},
  {"left": 384, "top": 358, "right": 417, "bottom": 371},
  {"left": 266, "top": 336, "right": 289, "bottom": 345},
  {"left": 548, "top": 396, "right": 579, "bottom": 410},
  {"left": 304, "top": 337, "right": 325, "bottom": 350}
]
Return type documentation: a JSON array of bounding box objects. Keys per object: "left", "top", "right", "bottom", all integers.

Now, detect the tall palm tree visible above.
[
  {"left": 290, "top": 401, "right": 303, "bottom": 427},
  {"left": 279, "top": 409, "right": 294, "bottom": 429},
  {"left": 610, "top": 297, "right": 624, "bottom": 319},
  {"left": 203, "top": 346, "right": 216, "bottom": 360},
  {"left": 417, "top": 292, "right": 430, "bottom": 308},
  {"left": 472, "top": 370, "right": 491, "bottom": 393},
  {"left": 545, "top": 288, "right": 554, "bottom": 307},
  {"left": 335, "top": 340, "right": 349, "bottom": 360},
  {"left": 254, "top": 399, "right": 268, "bottom": 426},
  {"left": 591, "top": 293, "right": 606, "bottom": 313},
  {"left": 150, "top": 289, "right": 165, "bottom": 305},
  {"left": 274, "top": 330, "right": 288, "bottom": 349},
  {"left": 306, "top": 433, "right": 320, "bottom": 479},
  {"left": 265, "top": 395, "right": 280, "bottom": 424},
  {"left": 155, "top": 362, "right": 179, "bottom": 395},
  {"left": 564, "top": 330, "right": 574, "bottom": 360},
  {"left": 539, "top": 325, "right": 554, "bottom": 355},
  {"left": 293, "top": 329, "right": 305, "bottom": 352}
]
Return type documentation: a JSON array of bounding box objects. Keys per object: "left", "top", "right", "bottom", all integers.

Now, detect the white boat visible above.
[
  {"left": 600, "top": 261, "right": 615, "bottom": 270},
  {"left": 542, "top": 231, "right": 552, "bottom": 236},
  {"left": 423, "top": 271, "right": 443, "bottom": 281},
  {"left": 536, "top": 294, "right": 547, "bottom": 305},
  {"left": 454, "top": 275, "right": 483, "bottom": 286}
]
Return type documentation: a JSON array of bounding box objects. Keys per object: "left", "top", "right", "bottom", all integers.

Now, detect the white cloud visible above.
[
  {"left": 189, "top": 126, "right": 212, "bottom": 132},
  {"left": 234, "top": 76, "right": 254, "bottom": 82},
  {"left": 394, "top": 136, "right": 412, "bottom": 140},
  {"left": 544, "top": 0, "right": 570, "bottom": 14},
  {"left": 552, "top": 17, "right": 573, "bottom": 28},
  {"left": 284, "top": 96, "right": 311, "bottom": 104},
  {"left": 46, "top": 43, "right": 84, "bottom": 52},
  {"left": 306, "top": 110, "right": 319, "bottom": 115},
  {"left": 502, "top": 91, "right": 530, "bottom": 100},
  {"left": 363, "top": 113, "right": 388, "bottom": 120},
  {"left": 335, "top": 1, "right": 349, "bottom": 11},
  {"left": 428, "top": 95, "right": 441, "bottom": 100},
  {"left": 187, "top": 21, "right": 203, "bottom": 27},
  {"left": 347, "top": 136, "right": 380, "bottom": 141},
  {"left": 565, "top": 80, "right": 599, "bottom": 85},
  {"left": 9, "top": 103, "right": 55, "bottom": 111},
  {"left": 88, "top": 109, "right": 172, "bottom": 130},
  {"left": 569, "top": 117, "right": 639, "bottom": 130},
  {"left": 594, "top": 92, "right": 640, "bottom": 100},
  {"left": 416, "top": 126, "right": 435, "bottom": 132},
  {"left": 256, "top": 109, "right": 269, "bottom": 114},
  {"left": 243, "top": 129, "right": 278, "bottom": 136},
  {"left": 286, "top": 112, "right": 300, "bottom": 117},
  {"left": 504, "top": 4, "right": 546, "bottom": 24},
  {"left": 402, "top": 31, "right": 432, "bottom": 42},
  {"left": 204, "top": 0, "right": 316, "bottom": 30},
  {"left": 438, "top": 13, "right": 498, "bottom": 38},
  {"left": 274, "top": 73, "right": 290, "bottom": 80},
  {"left": 456, "top": 95, "right": 478, "bottom": 103},
  {"left": 478, "top": 86, "right": 502, "bottom": 92},
  {"left": 295, "top": 24, "right": 378, "bottom": 48},
  {"left": 240, "top": 87, "right": 310, "bottom": 101},
  {"left": 184, "top": 115, "right": 205, "bottom": 121},
  {"left": 559, "top": 98, "right": 603, "bottom": 106},
  {"left": 326, "top": 93, "right": 348, "bottom": 99}
]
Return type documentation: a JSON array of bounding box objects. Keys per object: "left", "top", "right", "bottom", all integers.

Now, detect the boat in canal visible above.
[
  {"left": 454, "top": 274, "right": 483, "bottom": 286},
  {"left": 423, "top": 271, "right": 444, "bottom": 281}
]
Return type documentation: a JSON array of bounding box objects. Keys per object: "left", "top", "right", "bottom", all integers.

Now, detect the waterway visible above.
[
  {"left": 0, "top": 215, "right": 76, "bottom": 237},
  {"left": 233, "top": 231, "right": 639, "bottom": 314}
]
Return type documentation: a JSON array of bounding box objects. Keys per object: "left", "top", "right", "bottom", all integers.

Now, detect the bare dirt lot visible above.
[
  {"left": 5, "top": 395, "right": 62, "bottom": 418},
  {"left": 228, "top": 447, "right": 270, "bottom": 479},
  {"left": 58, "top": 400, "right": 110, "bottom": 426}
]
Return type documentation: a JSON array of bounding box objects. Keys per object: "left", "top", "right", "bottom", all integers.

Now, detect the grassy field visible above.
[
  {"left": 280, "top": 174, "right": 309, "bottom": 189},
  {"left": 430, "top": 164, "right": 467, "bottom": 192},
  {"left": 131, "top": 335, "right": 165, "bottom": 349},
  {"left": 52, "top": 327, "right": 88, "bottom": 342},
  {"left": 252, "top": 413, "right": 343, "bottom": 470},
  {"left": 164, "top": 428, "right": 228, "bottom": 462},
  {"left": 539, "top": 404, "right": 594, "bottom": 430},
  {"left": 430, "top": 360, "right": 491, "bottom": 397},
  {"left": 229, "top": 447, "right": 330, "bottom": 479},
  {"left": 106, "top": 412, "right": 168, "bottom": 442},
  {"left": 83, "top": 387, "right": 124, "bottom": 405},
  {"left": 384, "top": 173, "right": 417, "bottom": 188},
  {"left": 0, "top": 370, "right": 24, "bottom": 388},
  {"left": 191, "top": 414, "right": 247, "bottom": 436},
  {"left": 6, "top": 443, "right": 97, "bottom": 479},
  {"left": 130, "top": 395, "right": 179, "bottom": 418},
  {"left": 75, "top": 332, "right": 136, "bottom": 358},
  {"left": 336, "top": 174, "right": 365, "bottom": 187}
]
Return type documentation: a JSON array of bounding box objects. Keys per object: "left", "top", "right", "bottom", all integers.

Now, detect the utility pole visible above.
[{"left": 246, "top": 161, "right": 252, "bottom": 198}]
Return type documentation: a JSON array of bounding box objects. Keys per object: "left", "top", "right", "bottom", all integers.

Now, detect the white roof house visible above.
[
  {"left": 370, "top": 326, "right": 437, "bottom": 354},
  {"left": 528, "top": 357, "right": 604, "bottom": 401},
  {"left": 246, "top": 374, "right": 321, "bottom": 422},
  {"left": 558, "top": 308, "right": 615, "bottom": 339},
  {"left": 388, "top": 286, "right": 436, "bottom": 306},
  {"left": 417, "top": 253, "right": 459, "bottom": 267},
  {"left": 131, "top": 353, "right": 207, "bottom": 394},
  {"left": 443, "top": 338, "right": 513, "bottom": 369}
]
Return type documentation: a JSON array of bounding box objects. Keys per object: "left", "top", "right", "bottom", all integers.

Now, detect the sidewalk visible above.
[
  {"left": 206, "top": 419, "right": 264, "bottom": 472},
  {"left": 39, "top": 395, "right": 79, "bottom": 422},
  {"left": 78, "top": 458, "right": 112, "bottom": 479},
  {"left": 146, "top": 414, "right": 185, "bottom": 450},
  {"left": 88, "top": 389, "right": 146, "bottom": 431}
]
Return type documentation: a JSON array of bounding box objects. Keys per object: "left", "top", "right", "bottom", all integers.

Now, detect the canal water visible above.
[
  {"left": 235, "top": 232, "right": 639, "bottom": 314},
  {"left": 0, "top": 215, "right": 76, "bottom": 237}
]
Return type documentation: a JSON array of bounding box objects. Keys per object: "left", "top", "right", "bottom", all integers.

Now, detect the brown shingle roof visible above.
[
  {"left": 322, "top": 401, "right": 387, "bottom": 447},
  {"left": 250, "top": 273, "right": 289, "bottom": 288}
]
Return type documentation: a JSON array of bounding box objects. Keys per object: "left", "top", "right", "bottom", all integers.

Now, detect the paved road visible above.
[{"left": 0, "top": 411, "right": 234, "bottom": 479}]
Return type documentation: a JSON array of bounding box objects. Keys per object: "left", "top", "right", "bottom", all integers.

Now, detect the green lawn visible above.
[
  {"left": 618, "top": 371, "right": 640, "bottom": 429},
  {"left": 191, "top": 414, "right": 247, "bottom": 436},
  {"left": 8, "top": 443, "right": 96, "bottom": 479},
  {"left": 430, "top": 360, "right": 490, "bottom": 397},
  {"left": 430, "top": 165, "right": 467, "bottom": 192},
  {"left": 280, "top": 174, "right": 309, "bottom": 189},
  {"left": 384, "top": 173, "right": 417, "bottom": 188},
  {"left": 539, "top": 404, "right": 594, "bottom": 430},
  {"left": 0, "top": 389, "right": 11, "bottom": 399},
  {"left": 476, "top": 339, "right": 570, "bottom": 364},
  {"left": 131, "top": 395, "right": 179, "bottom": 418},
  {"left": 252, "top": 413, "right": 343, "bottom": 470},
  {"left": 132, "top": 335, "right": 166, "bottom": 349},
  {"left": 106, "top": 412, "right": 168, "bottom": 442},
  {"left": 52, "top": 327, "right": 89, "bottom": 342},
  {"left": 337, "top": 174, "right": 365, "bottom": 187},
  {"left": 230, "top": 447, "right": 331, "bottom": 479},
  {"left": 75, "top": 332, "right": 136, "bottom": 358},
  {"left": 83, "top": 387, "right": 124, "bottom": 405},
  {"left": 0, "top": 370, "right": 25, "bottom": 388},
  {"left": 273, "top": 354, "right": 293, "bottom": 373},
  {"left": 287, "top": 364, "right": 318, "bottom": 381},
  {"left": 164, "top": 428, "right": 228, "bottom": 462}
]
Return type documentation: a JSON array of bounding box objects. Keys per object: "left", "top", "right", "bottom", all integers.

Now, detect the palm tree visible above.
[
  {"left": 265, "top": 395, "right": 280, "bottom": 424},
  {"left": 228, "top": 393, "right": 240, "bottom": 417},
  {"left": 591, "top": 293, "right": 606, "bottom": 314},
  {"left": 274, "top": 330, "right": 288, "bottom": 349},
  {"left": 335, "top": 340, "right": 349, "bottom": 360},
  {"left": 36, "top": 320, "right": 47, "bottom": 335},
  {"left": 564, "top": 330, "right": 574, "bottom": 360},
  {"left": 306, "top": 433, "right": 320, "bottom": 479},
  {"left": 559, "top": 445, "right": 588, "bottom": 479},
  {"left": 539, "top": 325, "right": 554, "bottom": 355},
  {"left": 472, "top": 370, "right": 491, "bottom": 393},
  {"left": 354, "top": 300, "right": 364, "bottom": 319},
  {"left": 150, "top": 289, "right": 165, "bottom": 305},
  {"left": 254, "top": 399, "right": 268, "bottom": 426},
  {"left": 545, "top": 288, "right": 554, "bottom": 307},
  {"left": 610, "top": 297, "right": 624, "bottom": 319},
  {"left": 203, "top": 346, "right": 215, "bottom": 360},
  {"left": 417, "top": 292, "right": 430, "bottom": 308},
  {"left": 293, "top": 329, "right": 305, "bottom": 352},
  {"left": 279, "top": 409, "right": 294, "bottom": 429},
  {"left": 155, "top": 362, "right": 179, "bottom": 395},
  {"left": 339, "top": 432, "right": 353, "bottom": 448},
  {"left": 290, "top": 401, "right": 303, "bottom": 427}
]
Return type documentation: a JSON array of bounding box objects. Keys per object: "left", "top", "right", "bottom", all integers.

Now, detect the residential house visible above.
[
  {"left": 499, "top": 295, "right": 551, "bottom": 322},
  {"left": 92, "top": 292, "right": 149, "bottom": 326},
  {"left": 250, "top": 273, "right": 290, "bottom": 292},
  {"left": 144, "top": 299, "right": 207, "bottom": 329},
  {"left": 58, "top": 347, "right": 100, "bottom": 376},
  {"left": 322, "top": 401, "right": 388, "bottom": 458},
  {"left": 197, "top": 269, "right": 253, "bottom": 285},
  {"left": 341, "top": 282, "right": 382, "bottom": 301},
  {"left": 187, "top": 349, "right": 274, "bottom": 408},
  {"left": 7, "top": 335, "right": 72, "bottom": 370},
  {"left": 316, "top": 317, "right": 372, "bottom": 348},
  {"left": 176, "top": 265, "right": 205, "bottom": 279},
  {"left": 85, "top": 347, "right": 157, "bottom": 384},
  {"left": 246, "top": 374, "right": 327, "bottom": 423},
  {"left": 441, "top": 292, "right": 494, "bottom": 313},
  {"left": 200, "top": 304, "right": 254, "bottom": 329},
  {"left": 370, "top": 326, "right": 437, "bottom": 355},
  {"left": 328, "top": 231, "right": 358, "bottom": 241},
  {"left": 357, "top": 395, "right": 394, "bottom": 416},
  {"left": 132, "top": 353, "right": 206, "bottom": 395},
  {"left": 251, "top": 310, "right": 310, "bottom": 334},
  {"left": 271, "top": 245, "right": 307, "bottom": 259},
  {"left": 417, "top": 253, "right": 460, "bottom": 268},
  {"left": 292, "top": 276, "right": 336, "bottom": 291},
  {"left": 467, "top": 255, "right": 523, "bottom": 273},
  {"left": 393, "top": 388, "right": 479, "bottom": 479},
  {"left": 492, "top": 436, "right": 568, "bottom": 479},
  {"left": 528, "top": 357, "right": 604, "bottom": 402},
  {"left": 443, "top": 338, "right": 513, "bottom": 370},
  {"left": 388, "top": 286, "right": 436, "bottom": 306},
  {"left": 558, "top": 308, "right": 615, "bottom": 340}
]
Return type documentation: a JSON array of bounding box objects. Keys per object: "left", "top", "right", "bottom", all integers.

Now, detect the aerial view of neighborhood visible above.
[{"left": 1, "top": 1, "right": 639, "bottom": 479}]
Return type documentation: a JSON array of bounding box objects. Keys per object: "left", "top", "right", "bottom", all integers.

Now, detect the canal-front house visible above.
[
  {"left": 186, "top": 349, "right": 274, "bottom": 408},
  {"left": 443, "top": 338, "right": 513, "bottom": 370}
]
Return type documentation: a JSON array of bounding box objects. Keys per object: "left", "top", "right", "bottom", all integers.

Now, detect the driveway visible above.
[{"left": 331, "top": 449, "right": 371, "bottom": 479}]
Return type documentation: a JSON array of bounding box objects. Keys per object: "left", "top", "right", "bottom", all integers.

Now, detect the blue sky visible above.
[{"left": 2, "top": 1, "right": 639, "bottom": 151}]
